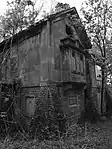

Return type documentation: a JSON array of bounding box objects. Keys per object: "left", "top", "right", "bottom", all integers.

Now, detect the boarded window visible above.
[
  {"left": 71, "top": 51, "right": 76, "bottom": 72},
  {"left": 72, "top": 52, "right": 85, "bottom": 75},
  {"left": 10, "top": 55, "right": 18, "bottom": 79},
  {"left": 75, "top": 53, "right": 80, "bottom": 73},
  {"left": 66, "top": 25, "right": 73, "bottom": 36},
  {"left": 55, "top": 54, "right": 61, "bottom": 69},
  {"left": 68, "top": 95, "right": 79, "bottom": 106},
  {"left": 25, "top": 96, "right": 35, "bottom": 116},
  {"left": 80, "top": 54, "right": 84, "bottom": 74},
  {"left": 62, "top": 50, "right": 69, "bottom": 70}
]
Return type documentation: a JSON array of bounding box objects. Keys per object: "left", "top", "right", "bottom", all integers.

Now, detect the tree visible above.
[
  {"left": 81, "top": 0, "right": 112, "bottom": 113},
  {"left": 54, "top": 2, "right": 70, "bottom": 12},
  {"left": 42, "top": 2, "right": 70, "bottom": 19},
  {"left": 0, "top": 0, "right": 44, "bottom": 40}
]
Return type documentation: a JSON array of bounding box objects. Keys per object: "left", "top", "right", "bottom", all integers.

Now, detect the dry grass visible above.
[{"left": 0, "top": 120, "right": 112, "bottom": 149}]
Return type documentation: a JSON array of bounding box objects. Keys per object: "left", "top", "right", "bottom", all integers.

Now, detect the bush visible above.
[
  {"left": 56, "top": 112, "right": 67, "bottom": 136},
  {"left": 29, "top": 109, "right": 67, "bottom": 140},
  {"left": 29, "top": 104, "right": 57, "bottom": 140}
]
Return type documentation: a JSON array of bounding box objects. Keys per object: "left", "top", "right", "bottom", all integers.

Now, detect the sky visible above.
[{"left": 0, "top": 0, "right": 84, "bottom": 15}]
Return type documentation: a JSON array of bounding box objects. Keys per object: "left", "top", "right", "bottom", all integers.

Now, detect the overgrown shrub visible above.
[
  {"left": 0, "top": 115, "right": 21, "bottom": 137},
  {"left": 28, "top": 87, "right": 67, "bottom": 140},
  {"left": 29, "top": 108, "right": 67, "bottom": 140},
  {"left": 65, "top": 123, "right": 83, "bottom": 139},
  {"left": 56, "top": 111, "right": 67, "bottom": 136}
]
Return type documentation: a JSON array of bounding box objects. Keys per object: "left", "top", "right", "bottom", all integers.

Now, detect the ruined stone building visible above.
[{"left": 0, "top": 7, "right": 92, "bottom": 123}]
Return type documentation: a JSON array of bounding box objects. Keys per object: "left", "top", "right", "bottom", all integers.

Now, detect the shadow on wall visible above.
[
  {"left": 105, "top": 88, "right": 112, "bottom": 117},
  {"left": 78, "top": 88, "right": 100, "bottom": 124}
]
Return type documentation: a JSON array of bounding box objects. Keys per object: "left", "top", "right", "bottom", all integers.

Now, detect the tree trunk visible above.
[{"left": 101, "top": 67, "right": 105, "bottom": 114}]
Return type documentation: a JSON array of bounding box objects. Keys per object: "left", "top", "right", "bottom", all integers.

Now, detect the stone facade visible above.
[
  {"left": 0, "top": 7, "right": 91, "bottom": 124},
  {"left": 15, "top": 82, "right": 85, "bottom": 125}
]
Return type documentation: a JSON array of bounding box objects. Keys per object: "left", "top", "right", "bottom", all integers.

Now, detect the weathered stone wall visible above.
[
  {"left": 0, "top": 15, "right": 87, "bottom": 126},
  {"left": 20, "top": 86, "right": 47, "bottom": 116},
  {"left": 15, "top": 83, "right": 60, "bottom": 125},
  {"left": 51, "top": 17, "right": 86, "bottom": 84},
  {"left": 1, "top": 22, "right": 51, "bottom": 86},
  {"left": 15, "top": 81, "right": 85, "bottom": 126},
  {"left": 60, "top": 83, "right": 85, "bottom": 124}
]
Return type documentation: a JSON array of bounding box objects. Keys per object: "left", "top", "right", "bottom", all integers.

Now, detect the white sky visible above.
[{"left": 0, "top": 0, "right": 85, "bottom": 15}]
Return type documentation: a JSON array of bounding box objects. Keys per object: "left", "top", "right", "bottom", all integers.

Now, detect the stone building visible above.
[{"left": 0, "top": 7, "right": 91, "bottom": 123}]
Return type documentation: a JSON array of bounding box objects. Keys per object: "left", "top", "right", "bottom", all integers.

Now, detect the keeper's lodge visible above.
[{"left": 0, "top": 7, "right": 91, "bottom": 122}]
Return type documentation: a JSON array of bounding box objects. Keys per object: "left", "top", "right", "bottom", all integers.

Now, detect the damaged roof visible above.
[{"left": 0, "top": 7, "right": 91, "bottom": 53}]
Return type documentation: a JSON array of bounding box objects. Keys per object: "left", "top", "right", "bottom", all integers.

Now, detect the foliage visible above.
[
  {"left": 29, "top": 106, "right": 67, "bottom": 140},
  {"left": 29, "top": 89, "right": 67, "bottom": 140},
  {"left": 81, "top": 0, "right": 112, "bottom": 113},
  {"left": 54, "top": 2, "right": 70, "bottom": 13},
  {"left": 42, "top": 2, "right": 70, "bottom": 19},
  {"left": 0, "top": 0, "right": 44, "bottom": 40},
  {"left": 0, "top": 77, "right": 24, "bottom": 137},
  {"left": 0, "top": 121, "right": 112, "bottom": 149},
  {"left": 81, "top": 0, "right": 112, "bottom": 77},
  {"left": 29, "top": 113, "right": 66, "bottom": 140}
]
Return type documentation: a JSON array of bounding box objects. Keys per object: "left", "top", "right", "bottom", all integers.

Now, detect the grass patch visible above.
[{"left": 0, "top": 121, "right": 112, "bottom": 149}]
